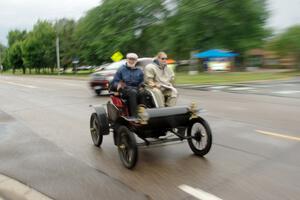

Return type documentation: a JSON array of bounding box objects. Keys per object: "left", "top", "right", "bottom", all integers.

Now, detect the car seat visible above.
[{"left": 139, "top": 88, "right": 159, "bottom": 108}]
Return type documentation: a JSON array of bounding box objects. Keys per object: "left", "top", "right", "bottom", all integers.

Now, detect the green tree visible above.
[
  {"left": 22, "top": 21, "right": 56, "bottom": 73},
  {"left": 0, "top": 43, "right": 6, "bottom": 67},
  {"left": 8, "top": 41, "right": 25, "bottom": 73},
  {"left": 7, "top": 30, "right": 27, "bottom": 47},
  {"left": 267, "top": 25, "right": 300, "bottom": 69},
  {"left": 1, "top": 48, "right": 10, "bottom": 71},
  {"left": 22, "top": 36, "right": 42, "bottom": 74},
  {"left": 164, "top": 0, "right": 269, "bottom": 59},
  {"left": 74, "top": 0, "right": 167, "bottom": 64},
  {"left": 0, "top": 43, "right": 5, "bottom": 54},
  {"left": 4, "top": 29, "right": 27, "bottom": 71}
]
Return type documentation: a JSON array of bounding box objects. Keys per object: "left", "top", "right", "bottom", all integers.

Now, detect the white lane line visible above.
[
  {"left": 229, "top": 87, "right": 253, "bottom": 91},
  {"left": 189, "top": 85, "right": 207, "bottom": 88},
  {"left": 1, "top": 81, "right": 38, "bottom": 88},
  {"left": 210, "top": 86, "right": 229, "bottom": 89},
  {"left": 256, "top": 130, "right": 300, "bottom": 141},
  {"left": 272, "top": 90, "right": 300, "bottom": 94},
  {"left": 178, "top": 184, "right": 223, "bottom": 200}
]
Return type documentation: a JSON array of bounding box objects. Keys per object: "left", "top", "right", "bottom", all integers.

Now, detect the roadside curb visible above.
[{"left": 0, "top": 174, "right": 53, "bottom": 200}]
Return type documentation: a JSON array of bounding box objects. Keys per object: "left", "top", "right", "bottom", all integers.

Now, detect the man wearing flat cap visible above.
[{"left": 111, "top": 53, "right": 144, "bottom": 116}]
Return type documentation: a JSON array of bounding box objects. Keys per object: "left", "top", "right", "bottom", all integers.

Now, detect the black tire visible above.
[
  {"left": 117, "top": 126, "right": 138, "bottom": 169},
  {"left": 187, "top": 117, "right": 212, "bottom": 156},
  {"left": 95, "top": 89, "right": 102, "bottom": 96},
  {"left": 90, "top": 113, "right": 103, "bottom": 147}
]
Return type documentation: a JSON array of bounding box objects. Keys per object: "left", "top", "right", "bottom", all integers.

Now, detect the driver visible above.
[{"left": 111, "top": 53, "right": 144, "bottom": 116}]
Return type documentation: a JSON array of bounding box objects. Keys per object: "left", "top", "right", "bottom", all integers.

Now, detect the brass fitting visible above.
[
  {"left": 137, "top": 106, "right": 149, "bottom": 125},
  {"left": 189, "top": 102, "right": 198, "bottom": 119}
]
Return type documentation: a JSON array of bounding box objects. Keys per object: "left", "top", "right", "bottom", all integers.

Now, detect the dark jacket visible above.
[{"left": 111, "top": 63, "right": 144, "bottom": 90}]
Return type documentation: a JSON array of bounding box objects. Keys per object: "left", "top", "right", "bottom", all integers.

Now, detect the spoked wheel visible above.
[
  {"left": 187, "top": 117, "right": 212, "bottom": 156},
  {"left": 117, "top": 126, "right": 138, "bottom": 169},
  {"left": 90, "top": 113, "right": 103, "bottom": 147}
]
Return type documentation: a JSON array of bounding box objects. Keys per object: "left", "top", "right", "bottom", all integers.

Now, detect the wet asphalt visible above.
[
  {"left": 0, "top": 111, "right": 149, "bottom": 200},
  {"left": 0, "top": 75, "right": 300, "bottom": 200}
]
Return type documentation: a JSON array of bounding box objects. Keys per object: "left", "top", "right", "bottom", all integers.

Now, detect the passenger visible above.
[
  {"left": 144, "top": 51, "right": 177, "bottom": 107},
  {"left": 111, "top": 53, "right": 144, "bottom": 116}
]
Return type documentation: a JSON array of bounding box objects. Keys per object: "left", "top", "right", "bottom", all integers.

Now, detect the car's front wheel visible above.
[
  {"left": 117, "top": 126, "right": 138, "bottom": 169},
  {"left": 187, "top": 117, "right": 212, "bottom": 156}
]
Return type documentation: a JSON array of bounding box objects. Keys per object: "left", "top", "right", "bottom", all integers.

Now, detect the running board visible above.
[{"left": 137, "top": 137, "right": 183, "bottom": 147}]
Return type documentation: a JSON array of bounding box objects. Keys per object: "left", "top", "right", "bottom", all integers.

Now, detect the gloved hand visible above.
[{"left": 117, "top": 81, "right": 126, "bottom": 91}]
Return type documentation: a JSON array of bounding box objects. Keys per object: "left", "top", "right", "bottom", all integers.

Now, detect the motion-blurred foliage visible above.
[
  {"left": 267, "top": 25, "right": 300, "bottom": 69},
  {"left": 1, "top": 0, "right": 271, "bottom": 72}
]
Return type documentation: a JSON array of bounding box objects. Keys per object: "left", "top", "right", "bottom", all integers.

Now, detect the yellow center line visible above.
[{"left": 256, "top": 130, "right": 300, "bottom": 141}]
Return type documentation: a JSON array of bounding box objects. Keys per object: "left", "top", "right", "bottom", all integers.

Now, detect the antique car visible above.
[{"left": 89, "top": 70, "right": 212, "bottom": 168}]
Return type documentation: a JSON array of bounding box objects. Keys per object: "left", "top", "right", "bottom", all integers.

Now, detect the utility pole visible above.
[{"left": 56, "top": 36, "right": 60, "bottom": 75}]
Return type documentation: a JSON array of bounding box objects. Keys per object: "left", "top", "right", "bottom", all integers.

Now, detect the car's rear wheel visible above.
[{"left": 90, "top": 113, "right": 103, "bottom": 147}]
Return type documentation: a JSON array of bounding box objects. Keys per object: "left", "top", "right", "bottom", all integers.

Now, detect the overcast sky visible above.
[{"left": 1, "top": 0, "right": 300, "bottom": 46}]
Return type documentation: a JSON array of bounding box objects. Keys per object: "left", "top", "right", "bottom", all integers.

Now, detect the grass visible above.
[{"left": 175, "top": 70, "right": 300, "bottom": 85}]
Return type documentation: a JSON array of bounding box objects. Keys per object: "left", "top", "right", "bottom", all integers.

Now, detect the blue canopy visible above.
[{"left": 194, "top": 49, "right": 239, "bottom": 58}]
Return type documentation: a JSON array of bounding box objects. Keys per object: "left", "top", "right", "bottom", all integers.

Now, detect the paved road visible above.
[
  {"left": 0, "top": 75, "right": 299, "bottom": 200},
  {"left": 0, "top": 112, "right": 148, "bottom": 200}
]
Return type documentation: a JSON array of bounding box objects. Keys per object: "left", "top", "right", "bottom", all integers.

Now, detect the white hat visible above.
[{"left": 126, "top": 53, "right": 138, "bottom": 59}]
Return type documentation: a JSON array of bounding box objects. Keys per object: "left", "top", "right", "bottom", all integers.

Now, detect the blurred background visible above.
[{"left": 0, "top": 0, "right": 299, "bottom": 79}]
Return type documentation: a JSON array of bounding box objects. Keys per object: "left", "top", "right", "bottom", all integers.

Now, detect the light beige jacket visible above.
[{"left": 144, "top": 61, "right": 175, "bottom": 87}]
